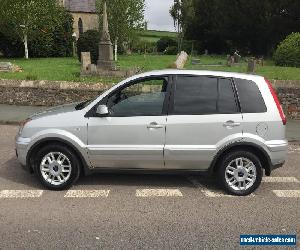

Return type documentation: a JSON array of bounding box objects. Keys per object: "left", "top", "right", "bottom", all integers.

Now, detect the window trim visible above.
[
  {"left": 168, "top": 74, "right": 241, "bottom": 116},
  {"left": 85, "top": 75, "right": 172, "bottom": 118}
]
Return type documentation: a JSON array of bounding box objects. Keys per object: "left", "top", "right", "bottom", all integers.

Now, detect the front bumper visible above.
[{"left": 15, "top": 136, "right": 31, "bottom": 167}]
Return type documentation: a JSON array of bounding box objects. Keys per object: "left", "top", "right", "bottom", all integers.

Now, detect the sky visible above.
[{"left": 145, "top": 0, "right": 175, "bottom": 32}]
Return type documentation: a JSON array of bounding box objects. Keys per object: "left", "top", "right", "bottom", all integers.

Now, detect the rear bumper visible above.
[
  {"left": 265, "top": 140, "right": 288, "bottom": 175},
  {"left": 271, "top": 162, "right": 285, "bottom": 171},
  {"left": 266, "top": 140, "right": 288, "bottom": 165}
]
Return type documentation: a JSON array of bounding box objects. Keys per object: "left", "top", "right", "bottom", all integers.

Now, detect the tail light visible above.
[{"left": 265, "top": 78, "right": 287, "bottom": 125}]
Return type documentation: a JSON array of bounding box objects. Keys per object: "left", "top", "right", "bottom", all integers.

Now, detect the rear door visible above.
[{"left": 164, "top": 75, "right": 243, "bottom": 170}]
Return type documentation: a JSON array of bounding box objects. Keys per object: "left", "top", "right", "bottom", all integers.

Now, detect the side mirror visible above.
[{"left": 96, "top": 105, "right": 109, "bottom": 116}]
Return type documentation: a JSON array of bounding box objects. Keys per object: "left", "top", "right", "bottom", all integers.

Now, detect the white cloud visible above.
[{"left": 145, "top": 0, "right": 175, "bottom": 31}]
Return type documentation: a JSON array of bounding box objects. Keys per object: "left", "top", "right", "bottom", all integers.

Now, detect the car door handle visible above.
[
  {"left": 147, "top": 122, "right": 164, "bottom": 129},
  {"left": 223, "top": 120, "right": 241, "bottom": 127}
]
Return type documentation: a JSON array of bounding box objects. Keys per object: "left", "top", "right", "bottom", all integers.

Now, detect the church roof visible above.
[{"left": 64, "top": 0, "right": 96, "bottom": 13}]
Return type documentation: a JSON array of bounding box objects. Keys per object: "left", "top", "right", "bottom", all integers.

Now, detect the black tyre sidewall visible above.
[
  {"left": 35, "top": 144, "right": 80, "bottom": 191},
  {"left": 218, "top": 151, "right": 263, "bottom": 196}
]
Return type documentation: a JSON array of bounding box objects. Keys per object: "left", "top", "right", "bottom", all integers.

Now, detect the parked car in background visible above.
[{"left": 16, "top": 70, "right": 288, "bottom": 195}]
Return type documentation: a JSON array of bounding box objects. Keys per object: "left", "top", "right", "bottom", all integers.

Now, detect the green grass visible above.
[
  {"left": 117, "top": 54, "right": 176, "bottom": 71},
  {"left": 138, "top": 30, "right": 177, "bottom": 43},
  {"left": 0, "top": 54, "right": 300, "bottom": 84},
  {"left": 186, "top": 55, "right": 300, "bottom": 80},
  {"left": 0, "top": 55, "right": 177, "bottom": 83}
]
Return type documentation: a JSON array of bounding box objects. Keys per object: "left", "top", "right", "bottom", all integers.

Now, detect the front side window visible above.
[
  {"left": 106, "top": 78, "right": 168, "bottom": 117},
  {"left": 171, "top": 76, "right": 238, "bottom": 115}
]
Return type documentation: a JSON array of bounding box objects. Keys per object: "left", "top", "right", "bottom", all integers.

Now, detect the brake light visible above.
[{"left": 264, "top": 78, "right": 287, "bottom": 125}]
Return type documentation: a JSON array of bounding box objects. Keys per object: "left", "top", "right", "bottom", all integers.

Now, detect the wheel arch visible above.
[
  {"left": 210, "top": 142, "right": 272, "bottom": 176},
  {"left": 26, "top": 137, "right": 89, "bottom": 175}
]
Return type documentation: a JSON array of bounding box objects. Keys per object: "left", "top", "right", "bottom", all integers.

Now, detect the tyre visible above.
[
  {"left": 218, "top": 150, "right": 262, "bottom": 196},
  {"left": 34, "top": 144, "right": 81, "bottom": 190}
]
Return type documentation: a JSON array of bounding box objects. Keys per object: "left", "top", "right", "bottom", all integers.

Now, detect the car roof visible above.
[{"left": 126, "top": 69, "right": 264, "bottom": 82}]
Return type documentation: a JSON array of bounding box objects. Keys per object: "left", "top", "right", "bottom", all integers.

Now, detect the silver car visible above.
[{"left": 16, "top": 70, "right": 288, "bottom": 195}]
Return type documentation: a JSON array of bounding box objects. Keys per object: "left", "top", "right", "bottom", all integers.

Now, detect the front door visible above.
[
  {"left": 87, "top": 76, "right": 170, "bottom": 169},
  {"left": 165, "top": 75, "right": 243, "bottom": 169}
]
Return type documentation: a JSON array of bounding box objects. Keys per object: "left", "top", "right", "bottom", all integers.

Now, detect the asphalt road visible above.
[{"left": 0, "top": 125, "right": 299, "bottom": 249}]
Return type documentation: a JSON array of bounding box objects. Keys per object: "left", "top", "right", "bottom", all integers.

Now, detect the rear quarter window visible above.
[{"left": 234, "top": 78, "right": 267, "bottom": 113}]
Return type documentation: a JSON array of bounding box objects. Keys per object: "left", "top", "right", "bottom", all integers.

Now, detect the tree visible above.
[
  {"left": 0, "top": 0, "right": 67, "bottom": 59},
  {"left": 170, "top": 0, "right": 194, "bottom": 52},
  {"left": 96, "top": 0, "right": 145, "bottom": 60},
  {"left": 173, "top": 0, "right": 300, "bottom": 55},
  {"left": 274, "top": 33, "right": 300, "bottom": 67}
]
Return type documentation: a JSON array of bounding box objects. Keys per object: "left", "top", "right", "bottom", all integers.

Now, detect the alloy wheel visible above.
[{"left": 40, "top": 152, "right": 72, "bottom": 186}]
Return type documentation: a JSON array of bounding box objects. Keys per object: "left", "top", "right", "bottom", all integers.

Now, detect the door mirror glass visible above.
[{"left": 96, "top": 105, "right": 109, "bottom": 116}]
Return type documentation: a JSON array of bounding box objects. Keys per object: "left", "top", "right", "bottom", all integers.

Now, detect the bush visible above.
[
  {"left": 131, "top": 38, "right": 157, "bottom": 54},
  {"left": 29, "top": 11, "right": 73, "bottom": 57},
  {"left": 274, "top": 33, "right": 300, "bottom": 67},
  {"left": 156, "top": 37, "right": 177, "bottom": 53},
  {"left": 0, "top": 32, "right": 24, "bottom": 58},
  {"left": 77, "top": 30, "right": 100, "bottom": 64},
  {"left": 0, "top": 10, "right": 73, "bottom": 58},
  {"left": 164, "top": 46, "right": 178, "bottom": 55}
]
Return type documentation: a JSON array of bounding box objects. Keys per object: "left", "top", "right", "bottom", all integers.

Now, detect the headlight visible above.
[{"left": 19, "top": 118, "right": 31, "bottom": 135}]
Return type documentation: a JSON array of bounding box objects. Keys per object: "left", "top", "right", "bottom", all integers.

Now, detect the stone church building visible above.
[{"left": 58, "top": 0, "right": 99, "bottom": 38}]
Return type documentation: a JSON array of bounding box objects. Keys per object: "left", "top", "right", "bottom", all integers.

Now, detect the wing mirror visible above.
[{"left": 96, "top": 105, "right": 109, "bottom": 116}]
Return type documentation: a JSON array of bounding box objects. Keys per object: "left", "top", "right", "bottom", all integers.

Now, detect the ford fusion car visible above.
[{"left": 15, "top": 70, "right": 288, "bottom": 195}]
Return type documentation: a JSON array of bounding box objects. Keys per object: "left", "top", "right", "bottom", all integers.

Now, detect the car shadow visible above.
[
  {"left": 0, "top": 157, "right": 43, "bottom": 189},
  {"left": 1, "top": 157, "right": 223, "bottom": 192}
]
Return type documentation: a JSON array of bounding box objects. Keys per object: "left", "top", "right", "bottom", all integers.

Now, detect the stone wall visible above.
[
  {"left": 0, "top": 79, "right": 299, "bottom": 119},
  {"left": 0, "top": 80, "right": 108, "bottom": 106},
  {"left": 271, "top": 80, "right": 300, "bottom": 119}
]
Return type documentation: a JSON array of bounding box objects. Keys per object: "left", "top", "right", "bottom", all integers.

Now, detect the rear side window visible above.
[
  {"left": 171, "top": 76, "right": 238, "bottom": 115},
  {"left": 234, "top": 78, "right": 267, "bottom": 113}
]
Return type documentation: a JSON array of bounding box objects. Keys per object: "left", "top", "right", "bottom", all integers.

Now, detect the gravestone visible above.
[
  {"left": 247, "top": 58, "right": 256, "bottom": 73},
  {"left": 233, "top": 50, "right": 241, "bottom": 63},
  {"left": 87, "top": 64, "right": 97, "bottom": 74},
  {"left": 0, "top": 62, "right": 22, "bottom": 72},
  {"left": 97, "top": 0, "right": 115, "bottom": 70},
  {"left": 80, "top": 0, "right": 137, "bottom": 77},
  {"left": 174, "top": 51, "right": 188, "bottom": 69},
  {"left": 81, "top": 52, "right": 91, "bottom": 72},
  {"left": 226, "top": 55, "right": 234, "bottom": 67},
  {"left": 0, "top": 62, "right": 13, "bottom": 72},
  {"left": 191, "top": 59, "right": 201, "bottom": 65}
]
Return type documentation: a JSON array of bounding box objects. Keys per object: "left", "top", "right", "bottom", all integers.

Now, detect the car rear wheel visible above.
[
  {"left": 35, "top": 144, "right": 81, "bottom": 190},
  {"left": 218, "top": 151, "right": 262, "bottom": 196}
]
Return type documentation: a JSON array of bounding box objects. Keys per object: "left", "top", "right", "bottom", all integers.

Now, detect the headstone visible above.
[
  {"left": 204, "top": 49, "right": 209, "bottom": 55},
  {"left": 226, "top": 55, "right": 235, "bottom": 67},
  {"left": 247, "top": 58, "right": 256, "bottom": 73},
  {"left": 191, "top": 59, "right": 201, "bottom": 65},
  {"left": 88, "top": 64, "right": 97, "bottom": 74},
  {"left": 0, "top": 62, "right": 13, "bottom": 72},
  {"left": 257, "top": 57, "right": 264, "bottom": 66},
  {"left": 97, "top": 0, "right": 115, "bottom": 70},
  {"left": 81, "top": 52, "right": 91, "bottom": 72},
  {"left": 174, "top": 51, "right": 188, "bottom": 69},
  {"left": 233, "top": 50, "right": 241, "bottom": 63}
]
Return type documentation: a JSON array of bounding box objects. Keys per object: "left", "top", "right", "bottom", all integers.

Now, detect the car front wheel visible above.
[
  {"left": 218, "top": 151, "right": 263, "bottom": 196},
  {"left": 35, "top": 144, "right": 81, "bottom": 190}
]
